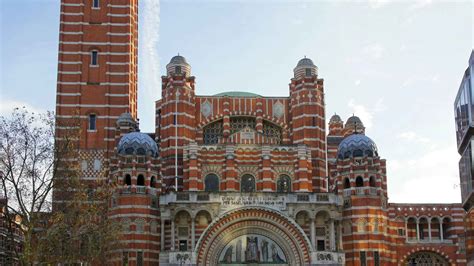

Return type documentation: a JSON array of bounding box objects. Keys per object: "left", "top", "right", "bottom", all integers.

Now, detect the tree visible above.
[{"left": 0, "top": 107, "right": 120, "bottom": 264}]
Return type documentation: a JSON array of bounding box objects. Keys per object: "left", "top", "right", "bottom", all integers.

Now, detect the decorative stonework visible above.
[
  {"left": 201, "top": 100, "right": 213, "bottom": 118},
  {"left": 195, "top": 207, "right": 312, "bottom": 265},
  {"left": 273, "top": 101, "right": 284, "bottom": 119}
]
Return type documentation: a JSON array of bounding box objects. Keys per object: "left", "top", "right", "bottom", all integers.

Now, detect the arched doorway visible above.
[
  {"left": 404, "top": 251, "right": 449, "bottom": 266},
  {"left": 195, "top": 207, "right": 311, "bottom": 265}
]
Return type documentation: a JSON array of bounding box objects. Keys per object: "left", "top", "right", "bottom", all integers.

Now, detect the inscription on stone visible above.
[
  {"left": 220, "top": 195, "right": 286, "bottom": 211},
  {"left": 241, "top": 132, "right": 254, "bottom": 140}
]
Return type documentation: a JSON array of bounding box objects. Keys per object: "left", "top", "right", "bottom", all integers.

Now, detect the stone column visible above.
[
  {"left": 171, "top": 219, "right": 175, "bottom": 251},
  {"left": 428, "top": 220, "right": 432, "bottom": 242},
  {"left": 191, "top": 217, "right": 196, "bottom": 251},
  {"left": 338, "top": 221, "right": 343, "bottom": 250},
  {"left": 329, "top": 219, "right": 336, "bottom": 251},
  {"left": 161, "top": 219, "right": 165, "bottom": 251},
  {"left": 416, "top": 220, "right": 420, "bottom": 241},
  {"left": 310, "top": 218, "right": 316, "bottom": 250},
  {"left": 405, "top": 219, "right": 408, "bottom": 241},
  {"left": 440, "top": 221, "right": 444, "bottom": 241}
]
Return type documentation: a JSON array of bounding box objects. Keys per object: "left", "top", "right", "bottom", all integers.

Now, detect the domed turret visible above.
[
  {"left": 337, "top": 134, "right": 378, "bottom": 159},
  {"left": 329, "top": 114, "right": 342, "bottom": 124},
  {"left": 344, "top": 115, "right": 365, "bottom": 135},
  {"left": 293, "top": 56, "right": 318, "bottom": 79},
  {"left": 117, "top": 132, "right": 158, "bottom": 157},
  {"left": 166, "top": 54, "right": 191, "bottom": 77},
  {"left": 116, "top": 112, "right": 137, "bottom": 127}
]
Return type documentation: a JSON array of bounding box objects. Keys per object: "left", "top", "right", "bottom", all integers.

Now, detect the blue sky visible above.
[{"left": 1, "top": 0, "right": 472, "bottom": 203}]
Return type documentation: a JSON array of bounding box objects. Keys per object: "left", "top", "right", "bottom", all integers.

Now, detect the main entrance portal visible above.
[{"left": 195, "top": 207, "right": 312, "bottom": 266}]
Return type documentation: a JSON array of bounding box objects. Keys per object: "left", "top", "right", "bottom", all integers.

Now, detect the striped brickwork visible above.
[
  {"left": 56, "top": 0, "right": 138, "bottom": 151},
  {"left": 289, "top": 76, "right": 327, "bottom": 192}
]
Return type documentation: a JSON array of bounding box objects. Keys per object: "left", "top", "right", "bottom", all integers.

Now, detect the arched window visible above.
[
  {"left": 241, "top": 174, "right": 255, "bottom": 192},
  {"left": 92, "top": 0, "right": 99, "bottom": 8},
  {"left": 150, "top": 176, "right": 156, "bottom": 188},
  {"left": 88, "top": 114, "right": 96, "bottom": 130},
  {"left": 137, "top": 174, "right": 145, "bottom": 186},
  {"left": 277, "top": 175, "right": 291, "bottom": 193},
  {"left": 124, "top": 174, "right": 131, "bottom": 186},
  {"left": 344, "top": 178, "right": 350, "bottom": 189},
  {"left": 90, "top": 50, "right": 99, "bottom": 66},
  {"left": 356, "top": 176, "right": 364, "bottom": 187},
  {"left": 204, "top": 174, "right": 219, "bottom": 192},
  {"left": 175, "top": 65, "right": 182, "bottom": 74},
  {"left": 369, "top": 176, "right": 376, "bottom": 187}
]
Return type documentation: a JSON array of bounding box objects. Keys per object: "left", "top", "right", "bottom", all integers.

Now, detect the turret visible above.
[
  {"left": 334, "top": 133, "right": 389, "bottom": 265},
  {"left": 159, "top": 55, "right": 197, "bottom": 191},
  {"left": 289, "top": 57, "right": 327, "bottom": 192}
]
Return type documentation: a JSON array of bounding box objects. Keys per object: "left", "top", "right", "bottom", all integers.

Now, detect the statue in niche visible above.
[
  {"left": 271, "top": 243, "right": 285, "bottom": 263},
  {"left": 261, "top": 239, "right": 269, "bottom": 262},
  {"left": 236, "top": 239, "right": 242, "bottom": 262},
  {"left": 245, "top": 237, "right": 259, "bottom": 262},
  {"left": 222, "top": 245, "right": 233, "bottom": 263}
]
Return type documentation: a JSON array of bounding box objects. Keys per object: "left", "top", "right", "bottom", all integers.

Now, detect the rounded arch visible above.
[
  {"left": 204, "top": 173, "right": 219, "bottom": 192},
  {"left": 344, "top": 177, "right": 350, "bottom": 189},
  {"left": 124, "top": 174, "right": 131, "bottom": 186},
  {"left": 137, "top": 174, "right": 145, "bottom": 186},
  {"left": 404, "top": 250, "right": 451, "bottom": 265},
  {"left": 240, "top": 174, "right": 256, "bottom": 192},
  {"left": 369, "top": 176, "right": 376, "bottom": 187},
  {"left": 195, "top": 207, "right": 312, "bottom": 265},
  {"left": 277, "top": 174, "right": 291, "bottom": 193},
  {"left": 150, "top": 176, "right": 156, "bottom": 188},
  {"left": 195, "top": 210, "right": 212, "bottom": 227},
  {"left": 355, "top": 176, "right": 364, "bottom": 187},
  {"left": 295, "top": 210, "right": 310, "bottom": 227}
]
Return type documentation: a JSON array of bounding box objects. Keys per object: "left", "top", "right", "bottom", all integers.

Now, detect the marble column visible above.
[
  {"left": 329, "top": 219, "right": 336, "bottom": 251},
  {"left": 171, "top": 219, "right": 175, "bottom": 251},
  {"left": 191, "top": 217, "right": 196, "bottom": 251},
  {"left": 416, "top": 220, "right": 420, "bottom": 241},
  {"left": 161, "top": 219, "right": 165, "bottom": 251},
  {"left": 428, "top": 220, "right": 432, "bottom": 242},
  {"left": 310, "top": 218, "right": 316, "bottom": 250}
]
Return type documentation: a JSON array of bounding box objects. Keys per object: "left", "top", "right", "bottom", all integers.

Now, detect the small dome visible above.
[
  {"left": 293, "top": 56, "right": 318, "bottom": 78},
  {"left": 117, "top": 132, "right": 158, "bottom": 157},
  {"left": 169, "top": 55, "right": 189, "bottom": 65},
  {"left": 116, "top": 112, "right": 136, "bottom": 127},
  {"left": 345, "top": 115, "right": 364, "bottom": 128},
  {"left": 296, "top": 57, "right": 316, "bottom": 67},
  {"left": 337, "top": 134, "right": 378, "bottom": 159},
  {"left": 329, "top": 114, "right": 342, "bottom": 124},
  {"left": 166, "top": 54, "right": 191, "bottom": 77}
]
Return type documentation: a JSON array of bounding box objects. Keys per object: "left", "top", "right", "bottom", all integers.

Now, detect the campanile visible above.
[{"left": 55, "top": 0, "right": 138, "bottom": 180}]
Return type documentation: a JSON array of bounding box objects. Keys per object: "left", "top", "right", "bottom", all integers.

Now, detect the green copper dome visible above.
[{"left": 213, "top": 91, "right": 261, "bottom": 97}]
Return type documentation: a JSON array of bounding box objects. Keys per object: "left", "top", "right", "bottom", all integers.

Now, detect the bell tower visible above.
[{"left": 54, "top": 0, "right": 139, "bottom": 205}]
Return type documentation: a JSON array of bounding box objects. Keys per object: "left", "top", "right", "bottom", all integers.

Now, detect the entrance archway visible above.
[
  {"left": 404, "top": 251, "right": 449, "bottom": 266},
  {"left": 195, "top": 207, "right": 312, "bottom": 265}
]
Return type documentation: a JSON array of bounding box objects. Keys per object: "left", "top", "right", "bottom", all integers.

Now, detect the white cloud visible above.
[
  {"left": 138, "top": 0, "right": 160, "bottom": 131},
  {"left": 367, "top": 0, "right": 391, "bottom": 9},
  {"left": 363, "top": 42, "right": 385, "bottom": 60},
  {"left": 408, "top": 0, "right": 432, "bottom": 11},
  {"left": 397, "top": 131, "right": 430, "bottom": 143},
  {"left": 388, "top": 145, "right": 460, "bottom": 203},
  {"left": 347, "top": 98, "right": 386, "bottom": 129},
  {"left": 0, "top": 98, "right": 45, "bottom": 117}
]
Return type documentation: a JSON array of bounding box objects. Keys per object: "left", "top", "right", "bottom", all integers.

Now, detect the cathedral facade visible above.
[{"left": 55, "top": 1, "right": 468, "bottom": 265}]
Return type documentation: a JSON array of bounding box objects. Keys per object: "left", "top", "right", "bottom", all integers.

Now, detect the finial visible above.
[
  {"left": 304, "top": 55, "right": 306, "bottom": 58},
  {"left": 178, "top": 52, "right": 180, "bottom": 56}
]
